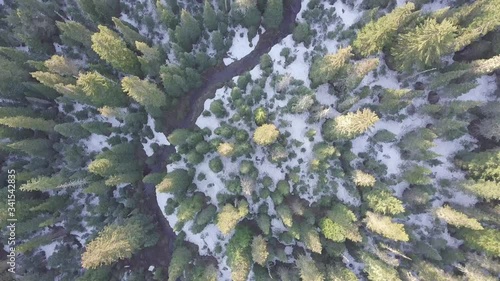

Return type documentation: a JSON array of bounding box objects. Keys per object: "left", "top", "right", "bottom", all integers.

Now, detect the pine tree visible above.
[
  {"left": 353, "top": 170, "right": 376, "bottom": 187},
  {"left": 276, "top": 204, "right": 293, "bottom": 227},
  {"left": 251, "top": 235, "right": 269, "bottom": 266},
  {"left": 320, "top": 218, "right": 346, "bottom": 242},
  {"left": 8, "top": 139, "right": 53, "bottom": 157},
  {"left": 326, "top": 265, "right": 357, "bottom": 281},
  {"left": 402, "top": 165, "right": 432, "bottom": 185},
  {"left": 414, "top": 260, "right": 456, "bottom": 281},
  {"left": 76, "top": 71, "right": 128, "bottom": 107},
  {"left": 471, "top": 55, "right": 500, "bottom": 75},
  {"left": 436, "top": 205, "right": 483, "bottom": 230},
  {"left": 360, "top": 252, "right": 401, "bottom": 281},
  {"left": 78, "top": 0, "right": 120, "bottom": 25},
  {"left": 364, "top": 212, "right": 409, "bottom": 242},
  {"left": 326, "top": 204, "right": 361, "bottom": 242},
  {"left": 216, "top": 200, "right": 249, "bottom": 235},
  {"left": 174, "top": 10, "right": 202, "bottom": 51},
  {"left": 203, "top": 0, "right": 218, "bottom": 31},
  {"left": 121, "top": 76, "right": 167, "bottom": 116},
  {"left": 322, "top": 108, "right": 379, "bottom": 141},
  {"left": 452, "top": 0, "right": 500, "bottom": 51},
  {"left": 156, "top": 0, "right": 178, "bottom": 29},
  {"left": 54, "top": 123, "right": 91, "bottom": 139},
  {"left": 91, "top": 25, "right": 141, "bottom": 75},
  {"left": 344, "top": 58, "right": 379, "bottom": 91},
  {"left": 156, "top": 169, "right": 193, "bottom": 194},
  {"left": 296, "top": 255, "right": 325, "bottom": 281},
  {"left": 217, "top": 142, "right": 235, "bottom": 157},
  {"left": 168, "top": 246, "right": 192, "bottom": 280},
  {"left": 31, "top": 71, "right": 74, "bottom": 88},
  {"left": 135, "top": 41, "right": 162, "bottom": 77},
  {"left": 353, "top": 3, "right": 416, "bottom": 56},
  {"left": 461, "top": 180, "right": 500, "bottom": 201},
  {"left": 458, "top": 149, "right": 500, "bottom": 182},
  {"left": 168, "top": 129, "right": 192, "bottom": 146},
  {"left": 0, "top": 116, "right": 55, "bottom": 132},
  {"left": 309, "top": 47, "right": 352, "bottom": 87},
  {"left": 460, "top": 228, "right": 500, "bottom": 257},
  {"left": 301, "top": 227, "right": 323, "bottom": 254},
  {"left": 176, "top": 194, "right": 204, "bottom": 226},
  {"left": 253, "top": 124, "right": 279, "bottom": 146},
  {"left": 254, "top": 107, "right": 268, "bottom": 126},
  {"left": 56, "top": 20, "right": 93, "bottom": 48},
  {"left": 44, "top": 55, "right": 79, "bottom": 76},
  {"left": 81, "top": 223, "right": 142, "bottom": 269},
  {"left": 263, "top": 0, "right": 283, "bottom": 29},
  {"left": 365, "top": 188, "right": 405, "bottom": 215},
  {"left": 392, "top": 18, "right": 457, "bottom": 70},
  {"left": 227, "top": 226, "right": 252, "bottom": 281},
  {"left": 111, "top": 17, "right": 146, "bottom": 47}
]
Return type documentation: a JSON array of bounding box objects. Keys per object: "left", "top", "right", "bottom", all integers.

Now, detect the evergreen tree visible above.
[
  {"left": 253, "top": 124, "right": 279, "bottom": 146},
  {"left": 203, "top": 0, "right": 218, "bottom": 32},
  {"left": 135, "top": 41, "right": 162, "bottom": 77},
  {"left": 353, "top": 170, "right": 376, "bottom": 187},
  {"left": 111, "top": 17, "right": 146, "bottom": 47},
  {"left": 301, "top": 227, "right": 322, "bottom": 254},
  {"left": 91, "top": 25, "right": 141, "bottom": 75},
  {"left": 392, "top": 18, "right": 457, "bottom": 70},
  {"left": 263, "top": 0, "right": 283, "bottom": 29},
  {"left": 81, "top": 223, "right": 142, "bottom": 269},
  {"left": 8, "top": 138, "right": 53, "bottom": 158},
  {"left": 209, "top": 157, "right": 224, "bottom": 172},
  {"left": 254, "top": 107, "right": 268, "bottom": 126},
  {"left": 251, "top": 235, "right": 268, "bottom": 266},
  {"left": 218, "top": 142, "right": 235, "bottom": 157},
  {"left": 457, "top": 149, "right": 500, "bottom": 182},
  {"left": 296, "top": 255, "right": 325, "bottom": 281},
  {"left": 326, "top": 265, "right": 357, "bottom": 281},
  {"left": 364, "top": 212, "right": 409, "bottom": 242},
  {"left": 78, "top": 0, "right": 120, "bottom": 25},
  {"left": 168, "top": 246, "right": 192, "bottom": 280},
  {"left": 436, "top": 205, "right": 483, "bottom": 230},
  {"left": 54, "top": 123, "right": 91, "bottom": 139},
  {"left": 156, "top": 169, "right": 193, "bottom": 194},
  {"left": 0, "top": 116, "right": 55, "bottom": 132},
  {"left": 44, "top": 55, "right": 79, "bottom": 77},
  {"left": 174, "top": 10, "right": 202, "bottom": 51},
  {"left": 210, "top": 99, "right": 227, "bottom": 118},
  {"left": 309, "top": 47, "right": 352, "bottom": 87},
  {"left": 360, "top": 252, "right": 401, "bottom": 281},
  {"left": 168, "top": 129, "right": 192, "bottom": 146},
  {"left": 216, "top": 200, "right": 249, "bottom": 235},
  {"left": 322, "top": 108, "right": 379, "bottom": 141},
  {"left": 77, "top": 71, "right": 127, "bottom": 107},
  {"left": 353, "top": 3, "right": 416, "bottom": 56},
  {"left": 56, "top": 20, "right": 93, "bottom": 48},
  {"left": 461, "top": 180, "right": 500, "bottom": 201},
  {"left": 121, "top": 76, "right": 167, "bottom": 116},
  {"left": 460, "top": 228, "right": 500, "bottom": 257},
  {"left": 402, "top": 165, "right": 432, "bottom": 185},
  {"left": 325, "top": 204, "right": 361, "bottom": 242},
  {"left": 320, "top": 218, "right": 346, "bottom": 242},
  {"left": 227, "top": 226, "right": 252, "bottom": 281},
  {"left": 365, "top": 188, "right": 405, "bottom": 215},
  {"left": 156, "top": 0, "right": 178, "bottom": 29},
  {"left": 276, "top": 204, "right": 293, "bottom": 227}
]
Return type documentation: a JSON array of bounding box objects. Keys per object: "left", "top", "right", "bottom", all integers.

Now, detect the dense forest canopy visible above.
[{"left": 0, "top": 0, "right": 500, "bottom": 280}]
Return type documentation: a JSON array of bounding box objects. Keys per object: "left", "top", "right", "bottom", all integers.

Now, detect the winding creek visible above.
[{"left": 136, "top": 0, "right": 303, "bottom": 278}]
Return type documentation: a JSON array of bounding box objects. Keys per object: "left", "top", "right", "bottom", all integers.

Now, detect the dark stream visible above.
[{"left": 136, "top": 1, "right": 302, "bottom": 278}]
